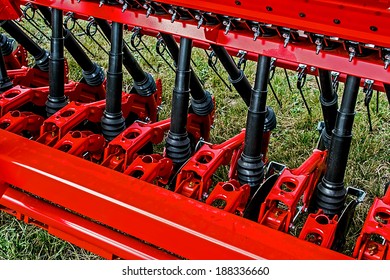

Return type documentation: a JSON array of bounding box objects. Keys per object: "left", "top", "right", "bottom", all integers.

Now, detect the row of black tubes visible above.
[{"left": 0, "top": 7, "right": 385, "bottom": 218}]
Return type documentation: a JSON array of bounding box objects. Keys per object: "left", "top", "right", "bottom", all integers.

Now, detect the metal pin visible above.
[
  {"left": 122, "top": 3, "right": 128, "bottom": 13},
  {"left": 223, "top": 19, "right": 231, "bottom": 35},
  {"left": 315, "top": 37, "right": 322, "bottom": 55},
  {"left": 348, "top": 46, "right": 356, "bottom": 62},
  {"left": 237, "top": 50, "right": 247, "bottom": 71},
  {"left": 384, "top": 54, "right": 390, "bottom": 70},
  {"left": 363, "top": 79, "right": 374, "bottom": 132},
  {"left": 283, "top": 32, "right": 290, "bottom": 48},
  {"left": 195, "top": 14, "right": 204, "bottom": 29},
  {"left": 331, "top": 71, "right": 340, "bottom": 94},
  {"left": 252, "top": 25, "right": 261, "bottom": 41},
  {"left": 169, "top": 9, "right": 177, "bottom": 23}
]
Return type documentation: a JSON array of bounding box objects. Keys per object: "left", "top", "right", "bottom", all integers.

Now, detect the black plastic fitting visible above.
[
  {"left": 101, "top": 21, "right": 125, "bottom": 140},
  {"left": 316, "top": 75, "right": 361, "bottom": 216},
  {"left": 165, "top": 37, "right": 193, "bottom": 167},
  {"left": 0, "top": 49, "right": 12, "bottom": 92},
  {"left": 264, "top": 106, "right": 277, "bottom": 132},
  {"left": 0, "top": 34, "right": 15, "bottom": 56},
  {"left": 237, "top": 55, "right": 271, "bottom": 193},
  {"left": 160, "top": 33, "right": 214, "bottom": 116},
  {"left": 0, "top": 20, "right": 49, "bottom": 71},
  {"left": 210, "top": 44, "right": 251, "bottom": 106},
  {"left": 37, "top": 6, "right": 105, "bottom": 87},
  {"left": 46, "top": 9, "right": 68, "bottom": 116},
  {"left": 133, "top": 72, "right": 157, "bottom": 97},
  {"left": 95, "top": 18, "right": 157, "bottom": 97},
  {"left": 318, "top": 69, "right": 338, "bottom": 150}
]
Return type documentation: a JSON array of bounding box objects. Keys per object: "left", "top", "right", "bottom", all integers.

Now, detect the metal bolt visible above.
[
  {"left": 223, "top": 20, "right": 231, "bottom": 35},
  {"left": 384, "top": 54, "right": 390, "bottom": 70},
  {"left": 348, "top": 46, "right": 356, "bottom": 62},
  {"left": 170, "top": 10, "right": 177, "bottom": 23},
  {"left": 196, "top": 15, "right": 204, "bottom": 29},
  {"left": 282, "top": 33, "right": 290, "bottom": 48},
  {"left": 122, "top": 3, "right": 128, "bottom": 13},
  {"left": 315, "top": 38, "right": 322, "bottom": 55}
]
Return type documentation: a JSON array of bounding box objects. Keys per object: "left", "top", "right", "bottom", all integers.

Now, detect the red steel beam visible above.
[
  {"left": 0, "top": 187, "right": 178, "bottom": 260},
  {"left": 0, "top": 130, "right": 350, "bottom": 259},
  {"left": 20, "top": 0, "right": 390, "bottom": 85},
  {"left": 156, "top": 0, "right": 390, "bottom": 47}
]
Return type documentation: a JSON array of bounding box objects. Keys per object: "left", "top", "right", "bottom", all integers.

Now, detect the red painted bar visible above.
[
  {"left": 0, "top": 130, "right": 349, "bottom": 259},
  {"left": 20, "top": 1, "right": 390, "bottom": 84}
]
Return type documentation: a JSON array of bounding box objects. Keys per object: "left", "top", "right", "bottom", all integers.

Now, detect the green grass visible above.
[{"left": 0, "top": 17, "right": 389, "bottom": 259}]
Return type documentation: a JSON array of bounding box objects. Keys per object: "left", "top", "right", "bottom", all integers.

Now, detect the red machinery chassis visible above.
[
  {"left": 0, "top": 129, "right": 349, "bottom": 259},
  {"left": 17, "top": 0, "right": 390, "bottom": 85}
]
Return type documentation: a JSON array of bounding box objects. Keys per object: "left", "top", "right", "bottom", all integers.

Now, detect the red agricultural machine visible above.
[{"left": 0, "top": 0, "right": 389, "bottom": 260}]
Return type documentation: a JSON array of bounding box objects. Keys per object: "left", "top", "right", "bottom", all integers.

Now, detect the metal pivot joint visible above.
[
  {"left": 237, "top": 55, "right": 272, "bottom": 193},
  {"left": 95, "top": 19, "right": 156, "bottom": 97},
  {"left": 46, "top": 9, "right": 68, "bottom": 116},
  {"left": 318, "top": 69, "right": 338, "bottom": 150},
  {"left": 38, "top": 6, "right": 105, "bottom": 87},
  {"left": 316, "top": 75, "right": 361, "bottom": 217},
  {"left": 160, "top": 34, "right": 213, "bottom": 116},
  {"left": 101, "top": 21, "right": 126, "bottom": 141},
  {"left": 0, "top": 20, "right": 49, "bottom": 71},
  {"left": 165, "top": 37, "right": 193, "bottom": 168}
]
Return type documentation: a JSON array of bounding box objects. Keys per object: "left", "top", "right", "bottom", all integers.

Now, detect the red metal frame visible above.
[
  {"left": 16, "top": 0, "right": 390, "bottom": 85},
  {"left": 0, "top": 0, "right": 21, "bottom": 19},
  {"left": 0, "top": 0, "right": 388, "bottom": 260},
  {"left": 156, "top": 0, "right": 390, "bottom": 48},
  {"left": 0, "top": 129, "right": 350, "bottom": 259},
  {"left": 353, "top": 188, "right": 390, "bottom": 260},
  {"left": 258, "top": 150, "right": 327, "bottom": 232}
]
